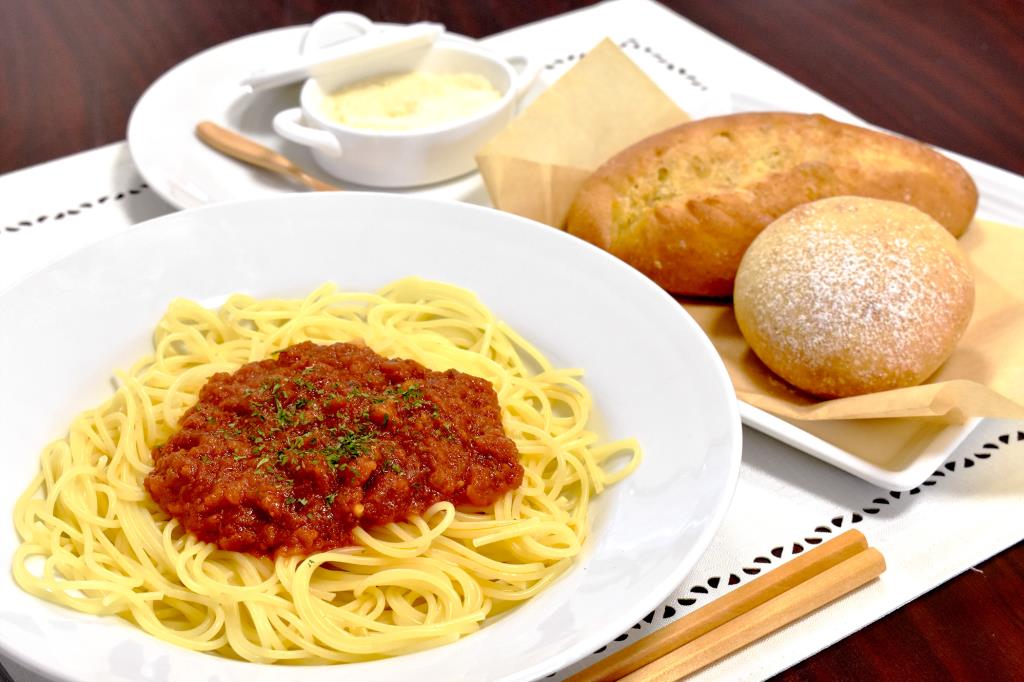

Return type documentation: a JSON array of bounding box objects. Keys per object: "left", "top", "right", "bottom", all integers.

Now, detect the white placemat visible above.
[{"left": 2, "top": 1, "right": 1022, "bottom": 680}]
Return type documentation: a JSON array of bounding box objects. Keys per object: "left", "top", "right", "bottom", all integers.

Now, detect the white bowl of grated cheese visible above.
[{"left": 273, "top": 21, "right": 536, "bottom": 188}]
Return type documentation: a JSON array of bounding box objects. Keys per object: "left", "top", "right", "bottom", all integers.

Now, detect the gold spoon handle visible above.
[{"left": 194, "top": 121, "right": 341, "bottom": 192}]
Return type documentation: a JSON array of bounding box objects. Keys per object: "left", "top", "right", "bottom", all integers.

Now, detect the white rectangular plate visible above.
[{"left": 726, "top": 98, "right": 1024, "bottom": 491}]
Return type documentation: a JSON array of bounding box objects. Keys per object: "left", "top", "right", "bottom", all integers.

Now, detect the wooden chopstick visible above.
[{"left": 567, "top": 529, "right": 884, "bottom": 682}]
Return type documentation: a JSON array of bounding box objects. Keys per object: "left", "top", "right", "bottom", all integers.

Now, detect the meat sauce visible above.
[{"left": 145, "top": 342, "right": 523, "bottom": 557}]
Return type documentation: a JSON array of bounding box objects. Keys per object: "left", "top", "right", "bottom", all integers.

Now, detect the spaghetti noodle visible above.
[{"left": 12, "top": 277, "right": 641, "bottom": 663}]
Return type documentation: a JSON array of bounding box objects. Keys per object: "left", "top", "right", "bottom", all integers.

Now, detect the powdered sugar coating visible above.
[{"left": 734, "top": 196, "right": 975, "bottom": 398}]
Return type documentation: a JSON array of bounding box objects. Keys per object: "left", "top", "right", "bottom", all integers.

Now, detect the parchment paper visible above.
[{"left": 476, "top": 38, "right": 689, "bottom": 228}]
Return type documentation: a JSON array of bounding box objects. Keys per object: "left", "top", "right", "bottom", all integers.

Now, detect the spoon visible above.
[{"left": 194, "top": 121, "right": 342, "bottom": 192}]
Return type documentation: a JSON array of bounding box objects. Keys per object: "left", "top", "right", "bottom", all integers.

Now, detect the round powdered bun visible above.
[{"left": 733, "top": 196, "right": 975, "bottom": 398}]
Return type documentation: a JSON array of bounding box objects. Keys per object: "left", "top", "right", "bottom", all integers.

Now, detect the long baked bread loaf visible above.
[{"left": 566, "top": 112, "right": 978, "bottom": 297}]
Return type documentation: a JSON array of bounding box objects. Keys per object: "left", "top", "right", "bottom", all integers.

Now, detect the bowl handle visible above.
[
  {"left": 272, "top": 108, "right": 343, "bottom": 158},
  {"left": 506, "top": 55, "right": 541, "bottom": 101}
]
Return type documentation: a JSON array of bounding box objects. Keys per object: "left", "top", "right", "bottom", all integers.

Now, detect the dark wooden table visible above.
[{"left": 2, "top": 1, "right": 1022, "bottom": 680}]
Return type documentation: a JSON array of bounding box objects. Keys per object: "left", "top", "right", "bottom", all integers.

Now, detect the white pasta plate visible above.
[{"left": 0, "top": 193, "right": 741, "bottom": 682}]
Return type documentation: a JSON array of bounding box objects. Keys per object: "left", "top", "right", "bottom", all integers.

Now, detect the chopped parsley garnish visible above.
[
  {"left": 345, "top": 382, "right": 428, "bottom": 409},
  {"left": 397, "top": 384, "right": 423, "bottom": 406},
  {"left": 275, "top": 405, "right": 295, "bottom": 427},
  {"left": 293, "top": 376, "right": 317, "bottom": 392},
  {"left": 347, "top": 385, "right": 369, "bottom": 400},
  {"left": 324, "top": 429, "right": 375, "bottom": 470}
]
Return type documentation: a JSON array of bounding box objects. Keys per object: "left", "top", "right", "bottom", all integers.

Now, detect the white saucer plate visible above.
[{"left": 127, "top": 27, "right": 492, "bottom": 210}]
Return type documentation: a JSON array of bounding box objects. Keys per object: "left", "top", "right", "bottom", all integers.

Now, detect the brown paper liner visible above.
[{"left": 476, "top": 38, "right": 689, "bottom": 228}]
